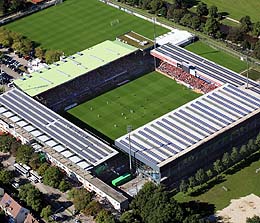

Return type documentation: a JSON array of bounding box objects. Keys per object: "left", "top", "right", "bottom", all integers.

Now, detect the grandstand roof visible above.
[
  {"left": 151, "top": 43, "right": 260, "bottom": 95},
  {"left": 0, "top": 88, "right": 118, "bottom": 169},
  {"left": 14, "top": 40, "right": 137, "bottom": 96},
  {"left": 115, "top": 83, "right": 260, "bottom": 170},
  {"left": 156, "top": 29, "right": 195, "bottom": 46}
]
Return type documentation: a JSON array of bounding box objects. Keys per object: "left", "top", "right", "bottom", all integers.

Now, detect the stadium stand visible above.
[
  {"left": 14, "top": 40, "right": 154, "bottom": 111},
  {"left": 151, "top": 43, "right": 260, "bottom": 95},
  {"left": 115, "top": 83, "right": 260, "bottom": 184},
  {"left": 157, "top": 62, "right": 217, "bottom": 93},
  {"left": 0, "top": 88, "right": 128, "bottom": 210}
]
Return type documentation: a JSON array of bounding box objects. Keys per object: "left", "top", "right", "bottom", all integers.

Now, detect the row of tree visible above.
[
  {"left": 67, "top": 187, "right": 115, "bottom": 223},
  {"left": 1, "top": 0, "right": 28, "bottom": 15},
  {"left": 118, "top": 0, "right": 260, "bottom": 59},
  {"left": 37, "top": 162, "right": 71, "bottom": 192},
  {"left": 0, "top": 27, "right": 63, "bottom": 64},
  {"left": 179, "top": 132, "right": 260, "bottom": 193}
]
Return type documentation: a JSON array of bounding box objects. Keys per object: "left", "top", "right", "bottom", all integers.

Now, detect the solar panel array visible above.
[
  {"left": 152, "top": 43, "right": 260, "bottom": 95},
  {"left": 115, "top": 84, "right": 260, "bottom": 168},
  {"left": 0, "top": 89, "right": 118, "bottom": 169}
]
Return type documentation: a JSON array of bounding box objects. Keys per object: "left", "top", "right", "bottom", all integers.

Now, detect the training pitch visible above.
[
  {"left": 5, "top": 0, "right": 168, "bottom": 55},
  {"left": 185, "top": 41, "right": 247, "bottom": 73},
  {"left": 68, "top": 71, "right": 200, "bottom": 140}
]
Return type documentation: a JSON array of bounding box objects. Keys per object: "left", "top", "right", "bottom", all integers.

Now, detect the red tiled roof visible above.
[
  {"left": 24, "top": 213, "right": 40, "bottom": 223},
  {"left": 0, "top": 193, "right": 22, "bottom": 218},
  {"left": 30, "top": 0, "right": 44, "bottom": 4}
]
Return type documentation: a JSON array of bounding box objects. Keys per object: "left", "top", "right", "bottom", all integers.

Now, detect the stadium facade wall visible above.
[
  {"left": 36, "top": 51, "right": 154, "bottom": 112},
  {"left": 160, "top": 112, "right": 260, "bottom": 186}
]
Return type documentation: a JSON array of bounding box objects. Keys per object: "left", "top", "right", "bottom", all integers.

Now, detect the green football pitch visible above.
[
  {"left": 5, "top": 0, "right": 168, "bottom": 55},
  {"left": 68, "top": 71, "right": 200, "bottom": 140}
]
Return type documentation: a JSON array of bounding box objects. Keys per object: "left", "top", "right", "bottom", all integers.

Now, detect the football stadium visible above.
[{"left": 1, "top": 14, "right": 260, "bottom": 210}]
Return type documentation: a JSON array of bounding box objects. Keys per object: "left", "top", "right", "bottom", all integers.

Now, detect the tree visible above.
[
  {"left": 19, "top": 184, "right": 43, "bottom": 212},
  {"left": 256, "top": 132, "right": 260, "bottom": 148},
  {"left": 247, "top": 215, "right": 260, "bottom": 223},
  {"left": 96, "top": 210, "right": 115, "bottom": 223},
  {"left": 120, "top": 211, "right": 139, "bottom": 223},
  {"left": 208, "top": 5, "right": 218, "bottom": 18},
  {"left": 131, "top": 182, "right": 184, "bottom": 223},
  {"left": 213, "top": 159, "right": 223, "bottom": 175},
  {"left": 45, "top": 50, "right": 63, "bottom": 64},
  {"left": 43, "top": 166, "right": 63, "bottom": 188},
  {"left": 195, "top": 169, "right": 206, "bottom": 185},
  {"left": 253, "top": 21, "right": 260, "bottom": 37},
  {"left": 204, "top": 17, "right": 220, "bottom": 36},
  {"left": 222, "top": 152, "right": 230, "bottom": 168},
  {"left": 83, "top": 200, "right": 102, "bottom": 217},
  {"left": 188, "top": 176, "right": 196, "bottom": 189},
  {"left": 240, "top": 16, "right": 252, "bottom": 33},
  {"left": 0, "top": 169, "right": 13, "bottom": 185},
  {"left": 15, "top": 145, "right": 33, "bottom": 164},
  {"left": 206, "top": 169, "right": 213, "bottom": 180},
  {"left": 58, "top": 179, "right": 72, "bottom": 192},
  {"left": 191, "top": 15, "right": 201, "bottom": 30},
  {"left": 239, "top": 145, "right": 248, "bottom": 157},
  {"left": 196, "top": 2, "right": 208, "bottom": 17},
  {"left": 227, "top": 27, "right": 244, "bottom": 42},
  {"left": 37, "top": 162, "right": 49, "bottom": 176},
  {"left": 68, "top": 188, "right": 93, "bottom": 211},
  {"left": 230, "top": 147, "right": 239, "bottom": 164},
  {"left": 180, "top": 13, "right": 193, "bottom": 27},
  {"left": 253, "top": 40, "right": 260, "bottom": 59},
  {"left": 150, "top": 0, "right": 163, "bottom": 13},
  {"left": 247, "top": 139, "right": 257, "bottom": 152},
  {"left": 40, "top": 205, "right": 52, "bottom": 221},
  {"left": 179, "top": 180, "right": 188, "bottom": 193}
]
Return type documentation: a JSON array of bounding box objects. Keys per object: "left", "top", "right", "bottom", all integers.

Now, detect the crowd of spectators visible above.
[{"left": 157, "top": 62, "right": 217, "bottom": 94}]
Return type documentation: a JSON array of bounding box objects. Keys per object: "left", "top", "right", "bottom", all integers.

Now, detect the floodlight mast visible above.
[
  {"left": 127, "top": 125, "right": 133, "bottom": 172},
  {"left": 153, "top": 17, "right": 157, "bottom": 70}
]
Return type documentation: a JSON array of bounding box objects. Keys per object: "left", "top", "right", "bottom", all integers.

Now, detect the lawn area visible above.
[
  {"left": 193, "top": 0, "right": 260, "bottom": 22},
  {"left": 5, "top": 0, "right": 168, "bottom": 55},
  {"left": 185, "top": 41, "right": 247, "bottom": 73},
  {"left": 68, "top": 71, "right": 199, "bottom": 140},
  {"left": 241, "top": 69, "right": 260, "bottom": 81},
  {"left": 174, "top": 157, "right": 260, "bottom": 211}
]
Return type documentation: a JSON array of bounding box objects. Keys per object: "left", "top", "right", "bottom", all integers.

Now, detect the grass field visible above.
[
  {"left": 68, "top": 71, "right": 199, "bottom": 140},
  {"left": 193, "top": 0, "right": 260, "bottom": 22},
  {"left": 5, "top": 0, "right": 168, "bottom": 55},
  {"left": 240, "top": 69, "right": 260, "bottom": 81},
  {"left": 185, "top": 41, "right": 247, "bottom": 73},
  {"left": 174, "top": 156, "right": 260, "bottom": 210}
]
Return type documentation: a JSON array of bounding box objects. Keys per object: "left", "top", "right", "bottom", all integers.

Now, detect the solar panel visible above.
[
  {"left": 196, "top": 101, "right": 234, "bottom": 122},
  {"left": 126, "top": 137, "right": 165, "bottom": 162},
  {"left": 144, "top": 127, "right": 180, "bottom": 153},
  {"left": 207, "top": 95, "right": 246, "bottom": 116},
  {"left": 156, "top": 121, "right": 195, "bottom": 144},
  {"left": 191, "top": 103, "right": 229, "bottom": 126},
  {"left": 223, "top": 87, "right": 260, "bottom": 107},
  {"left": 212, "top": 93, "right": 251, "bottom": 113},
  {"left": 138, "top": 130, "right": 171, "bottom": 157},
  {"left": 174, "top": 111, "right": 214, "bottom": 134},
  {"left": 119, "top": 140, "right": 159, "bottom": 164},
  {"left": 162, "top": 118, "right": 200, "bottom": 141}
]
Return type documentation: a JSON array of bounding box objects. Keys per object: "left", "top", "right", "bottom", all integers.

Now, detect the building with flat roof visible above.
[
  {"left": 116, "top": 83, "right": 260, "bottom": 183},
  {"left": 14, "top": 40, "right": 138, "bottom": 97},
  {"left": 0, "top": 89, "right": 128, "bottom": 210}
]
